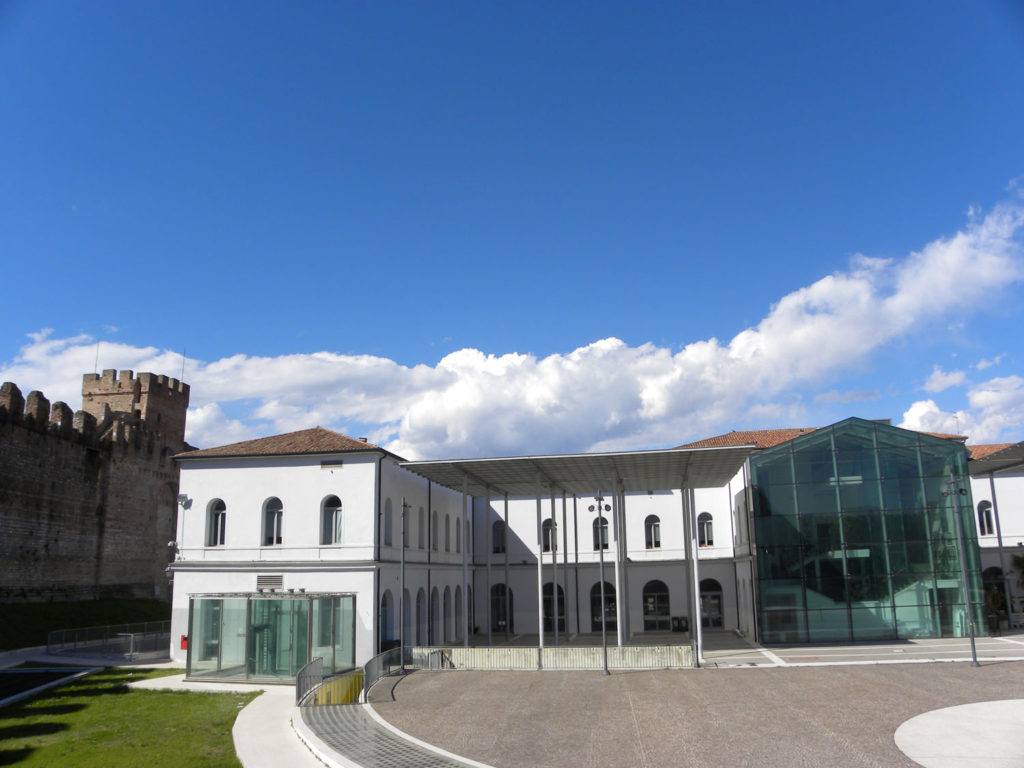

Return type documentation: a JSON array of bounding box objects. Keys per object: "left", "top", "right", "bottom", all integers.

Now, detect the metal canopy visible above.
[
  {"left": 969, "top": 441, "right": 1024, "bottom": 476},
  {"left": 400, "top": 444, "right": 756, "bottom": 496}
]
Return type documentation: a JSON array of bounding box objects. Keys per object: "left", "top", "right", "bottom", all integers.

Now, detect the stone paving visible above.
[{"left": 368, "top": 661, "right": 1024, "bottom": 768}]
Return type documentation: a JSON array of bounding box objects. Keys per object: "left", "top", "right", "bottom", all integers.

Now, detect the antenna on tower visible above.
[{"left": 94, "top": 340, "right": 101, "bottom": 374}]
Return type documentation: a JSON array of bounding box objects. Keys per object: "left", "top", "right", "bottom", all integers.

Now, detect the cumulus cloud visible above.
[
  {"left": 2, "top": 198, "right": 1023, "bottom": 457},
  {"left": 900, "top": 375, "right": 1024, "bottom": 443},
  {"left": 922, "top": 365, "right": 967, "bottom": 393}
]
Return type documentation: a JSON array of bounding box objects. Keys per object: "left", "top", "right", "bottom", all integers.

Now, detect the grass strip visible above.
[{"left": 0, "top": 667, "right": 258, "bottom": 768}]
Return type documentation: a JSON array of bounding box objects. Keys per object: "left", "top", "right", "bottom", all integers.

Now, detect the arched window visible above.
[
  {"left": 432, "top": 511, "right": 438, "bottom": 551},
  {"left": 492, "top": 520, "right": 506, "bottom": 554},
  {"left": 698, "top": 513, "right": 713, "bottom": 547},
  {"left": 542, "top": 519, "right": 555, "bottom": 552},
  {"left": 978, "top": 500, "right": 994, "bottom": 536},
  {"left": 700, "top": 578, "right": 723, "bottom": 628},
  {"left": 380, "top": 591, "right": 393, "bottom": 647},
  {"left": 455, "top": 518, "right": 461, "bottom": 553},
  {"left": 383, "top": 498, "right": 393, "bottom": 547},
  {"left": 455, "top": 585, "right": 463, "bottom": 641},
  {"left": 490, "top": 583, "right": 513, "bottom": 633},
  {"left": 590, "top": 581, "right": 616, "bottom": 632},
  {"left": 430, "top": 588, "right": 440, "bottom": 645},
  {"left": 593, "top": 516, "right": 608, "bottom": 550},
  {"left": 264, "top": 497, "right": 283, "bottom": 546},
  {"left": 207, "top": 499, "right": 226, "bottom": 547},
  {"left": 402, "top": 588, "right": 412, "bottom": 647},
  {"left": 416, "top": 589, "right": 426, "bottom": 645},
  {"left": 445, "top": 515, "right": 451, "bottom": 552},
  {"left": 642, "top": 580, "right": 670, "bottom": 630},
  {"left": 542, "top": 583, "right": 565, "bottom": 632},
  {"left": 443, "top": 586, "right": 452, "bottom": 642},
  {"left": 321, "top": 495, "right": 342, "bottom": 545},
  {"left": 645, "top": 515, "right": 661, "bottom": 549},
  {"left": 418, "top": 507, "right": 425, "bottom": 549}
]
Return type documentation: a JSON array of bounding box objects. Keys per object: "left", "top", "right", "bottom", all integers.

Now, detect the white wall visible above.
[{"left": 176, "top": 453, "right": 380, "bottom": 562}]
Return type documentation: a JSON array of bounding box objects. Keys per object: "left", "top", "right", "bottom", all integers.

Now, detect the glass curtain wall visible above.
[
  {"left": 187, "top": 594, "right": 356, "bottom": 681},
  {"left": 749, "top": 418, "right": 983, "bottom": 643}
]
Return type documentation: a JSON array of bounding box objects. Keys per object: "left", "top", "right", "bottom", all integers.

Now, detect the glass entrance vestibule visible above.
[{"left": 186, "top": 594, "right": 355, "bottom": 681}]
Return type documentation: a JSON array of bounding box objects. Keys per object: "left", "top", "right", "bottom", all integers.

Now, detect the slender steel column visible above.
[
  {"left": 462, "top": 476, "right": 469, "bottom": 647},
  {"left": 486, "top": 490, "right": 492, "bottom": 646},
  {"left": 689, "top": 487, "right": 704, "bottom": 665},
  {"left": 562, "top": 491, "right": 569, "bottom": 634},
  {"left": 550, "top": 488, "right": 559, "bottom": 646},
  {"left": 681, "top": 486, "right": 698, "bottom": 667},
  {"left": 535, "top": 475, "right": 544, "bottom": 669},
  {"left": 400, "top": 496, "right": 408, "bottom": 670},
  {"left": 591, "top": 490, "right": 611, "bottom": 675},
  {"left": 618, "top": 482, "right": 630, "bottom": 641},
  {"left": 504, "top": 493, "right": 511, "bottom": 641},
  {"left": 611, "top": 484, "right": 624, "bottom": 647}
]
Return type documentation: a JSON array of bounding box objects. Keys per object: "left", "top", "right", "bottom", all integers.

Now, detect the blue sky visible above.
[{"left": 2, "top": 1, "right": 1024, "bottom": 457}]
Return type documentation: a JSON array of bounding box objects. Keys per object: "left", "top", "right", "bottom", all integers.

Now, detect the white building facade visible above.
[{"left": 169, "top": 428, "right": 755, "bottom": 680}]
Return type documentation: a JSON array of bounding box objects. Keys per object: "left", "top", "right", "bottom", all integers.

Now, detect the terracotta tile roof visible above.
[
  {"left": 678, "top": 428, "right": 817, "bottom": 450},
  {"left": 176, "top": 427, "right": 386, "bottom": 460},
  {"left": 967, "top": 443, "right": 1015, "bottom": 460}
]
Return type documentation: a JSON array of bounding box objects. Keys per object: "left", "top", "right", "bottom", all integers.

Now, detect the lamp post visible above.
[
  {"left": 944, "top": 477, "right": 980, "bottom": 667},
  {"left": 589, "top": 493, "right": 611, "bottom": 675}
]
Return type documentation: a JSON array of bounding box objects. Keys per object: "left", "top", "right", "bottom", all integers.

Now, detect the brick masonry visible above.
[{"left": 0, "top": 370, "right": 189, "bottom": 603}]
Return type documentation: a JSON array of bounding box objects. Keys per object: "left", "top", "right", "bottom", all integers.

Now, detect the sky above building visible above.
[{"left": 2, "top": 1, "right": 1024, "bottom": 458}]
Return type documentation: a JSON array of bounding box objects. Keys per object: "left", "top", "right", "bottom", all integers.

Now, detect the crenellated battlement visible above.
[
  {"left": 82, "top": 369, "right": 190, "bottom": 449},
  {"left": 1, "top": 372, "right": 188, "bottom": 604},
  {"left": 1, "top": 369, "right": 191, "bottom": 456}
]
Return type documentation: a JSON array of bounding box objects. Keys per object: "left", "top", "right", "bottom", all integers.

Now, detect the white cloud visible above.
[
  {"left": 922, "top": 366, "right": 967, "bottom": 393},
  {"left": 900, "top": 375, "right": 1024, "bottom": 444},
  {"left": 3, "top": 198, "right": 1023, "bottom": 457},
  {"left": 898, "top": 400, "right": 969, "bottom": 437},
  {"left": 976, "top": 354, "right": 1004, "bottom": 371}
]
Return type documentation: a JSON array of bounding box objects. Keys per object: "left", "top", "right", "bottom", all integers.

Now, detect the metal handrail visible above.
[
  {"left": 46, "top": 621, "right": 171, "bottom": 658},
  {"left": 295, "top": 657, "right": 324, "bottom": 705},
  {"left": 362, "top": 646, "right": 404, "bottom": 695}
]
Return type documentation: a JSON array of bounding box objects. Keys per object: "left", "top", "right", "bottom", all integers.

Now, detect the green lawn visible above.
[
  {"left": 0, "top": 667, "right": 258, "bottom": 767},
  {"left": 0, "top": 599, "right": 172, "bottom": 650}
]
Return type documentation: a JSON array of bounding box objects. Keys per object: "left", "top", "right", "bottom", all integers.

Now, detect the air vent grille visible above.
[{"left": 256, "top": 574, "right": 284, "bottom": 590}]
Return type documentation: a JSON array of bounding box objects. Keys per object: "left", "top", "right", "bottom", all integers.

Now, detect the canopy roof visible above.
[
  {"left": 401, "top": 444, "right": 756, "bottom": 497},
  {"left": 969, "top": 441, "right": 1024, "bottom": 476}
]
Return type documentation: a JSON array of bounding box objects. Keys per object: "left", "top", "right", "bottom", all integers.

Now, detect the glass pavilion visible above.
[
  {"left": 187, "top": 594, "right": 355, "bottom": 681},
  {"left": 749, "top": 418, "right": 984, "bottom": 643}
]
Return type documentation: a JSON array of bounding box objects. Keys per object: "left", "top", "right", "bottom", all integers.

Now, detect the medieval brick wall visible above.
[{"left": 0, "top": 370, "right": 189, "bottom": 603}]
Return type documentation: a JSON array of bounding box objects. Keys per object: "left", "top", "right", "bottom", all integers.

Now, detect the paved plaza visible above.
[{"left": 368, "top": 657, "right": 1024, "bottom": 768}]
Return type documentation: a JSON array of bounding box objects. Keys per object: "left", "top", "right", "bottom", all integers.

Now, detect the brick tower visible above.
[{"left": 81, "top": 369, "right": 191, "bottom": 449}]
